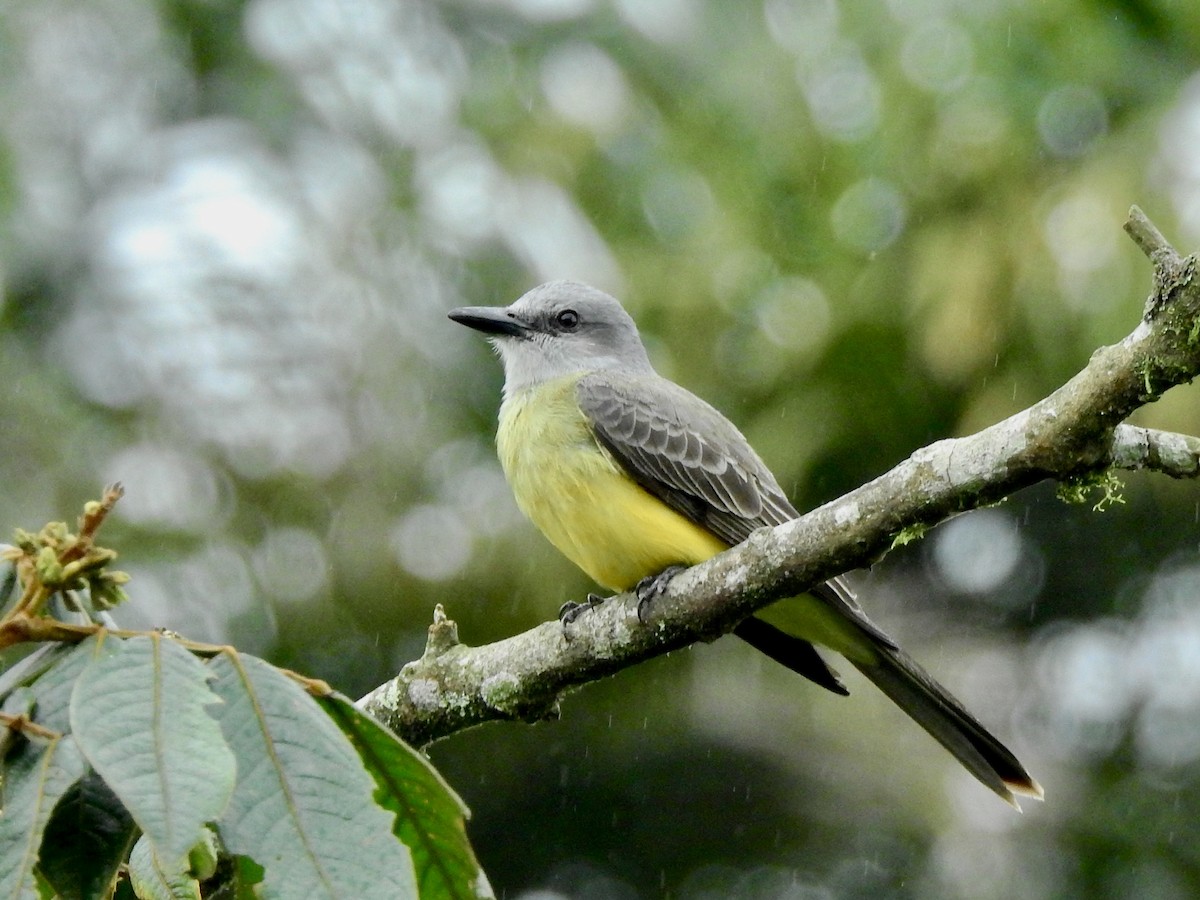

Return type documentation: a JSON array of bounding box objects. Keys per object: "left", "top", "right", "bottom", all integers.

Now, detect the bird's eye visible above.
[{"left": 554, "top": 309, "right": 580, "bottom": 331}]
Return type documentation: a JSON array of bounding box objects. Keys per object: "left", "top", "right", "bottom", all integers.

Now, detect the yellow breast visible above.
[{"left": 497, "top": 376, "right": 728, "bottom": 592}]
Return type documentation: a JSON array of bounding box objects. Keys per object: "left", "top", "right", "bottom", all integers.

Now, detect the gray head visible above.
[{"left": 448, "top": 281, "right": 655, "bottom": 394}]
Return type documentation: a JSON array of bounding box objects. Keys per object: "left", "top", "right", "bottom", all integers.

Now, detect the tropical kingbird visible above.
[{"left": 449, "top": 280, "right": 1041, "bottom": 806}]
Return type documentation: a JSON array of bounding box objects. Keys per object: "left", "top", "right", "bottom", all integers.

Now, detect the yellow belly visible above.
[
  {"left": 498, "top": 377, "right": 728, "bottom": 592},
  {"left": 497, "top": 377, "right": 874, "bottom": 660}
]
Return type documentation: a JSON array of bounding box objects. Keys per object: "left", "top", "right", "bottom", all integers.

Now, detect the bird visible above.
[{"left": 448, "top": 280, "right": 1042, "bottom": 807}]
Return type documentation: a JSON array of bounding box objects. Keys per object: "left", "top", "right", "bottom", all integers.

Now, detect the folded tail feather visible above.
[
  {"left": 740, "top": 579, "right": 1042, "bottom": 806},
  {"left": 734, "top": 617, "right": 849, "bottom": 696},
  {"left": 847, "top": 637, "right": 1043, "bottom": 807}
]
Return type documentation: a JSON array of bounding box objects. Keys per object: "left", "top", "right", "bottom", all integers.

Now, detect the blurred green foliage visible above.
[{"left": 3, "top": 0, "right": 1200, "bottom": 896}]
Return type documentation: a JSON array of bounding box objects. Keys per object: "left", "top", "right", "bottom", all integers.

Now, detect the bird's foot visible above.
[
  {"left": 634, "top": 566, "right": 687, "bottom": 623},
  {"left": 558, "top": 593, "right": 606, "bottom": 625}
]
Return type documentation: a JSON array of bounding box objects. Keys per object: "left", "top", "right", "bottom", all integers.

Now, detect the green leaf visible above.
[
  {"left": 0, "top": 736, "right": 87, "bottom": 900},
  {"left": 186, "top": 827, "right": 218, "bottom": 882},
  {"left": 0, "top": 689, "right": 37, "bottom": 761},
  {"left": 31, "top": 871, "right": 54, "bottom": 900},
  {"left": 26, "top": 637, "right": 119, "bottom": 734},
  {"left": 69, "top": 634, "right": 236, "bottom": 868},
  {"left": 0, "top": 688, "right": 35, "bottom": 719},
  {"left": 223, "top": 856, "right": 265, "bottom": 900},
  {"left": 208, "top": 651, "right": 417, "bottom": 900},
  {"left": 127, "top": 836, "right": 201, "bottom": 900},
  {"left": 317, "top": 694, "right": 492, "bottom": 900},
  {"left": 37, "top": 767, "right": 137, "bottom": 900},
  {"left": 0, "top": 644, "right": 74, "bottom": 706}
]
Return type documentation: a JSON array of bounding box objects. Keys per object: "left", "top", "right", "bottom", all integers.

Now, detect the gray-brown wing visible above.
[
  {"left": 576, "top": 371, "right": 798, "bottom": 545},
  {"left": 578, "top": 371, "right": 859, "bottom": 692},
  {"left": 576, "top": 371, "right": 898, "bottom": 654}
]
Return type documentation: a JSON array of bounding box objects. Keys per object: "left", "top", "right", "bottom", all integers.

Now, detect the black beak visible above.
[{"left": 448, "top": 306, "right": 530, "bottom": 338}]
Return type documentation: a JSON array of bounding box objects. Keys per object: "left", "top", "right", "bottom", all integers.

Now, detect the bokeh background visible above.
[{"left": 4, "top": 0, "right": 1200, "bottom": 896}]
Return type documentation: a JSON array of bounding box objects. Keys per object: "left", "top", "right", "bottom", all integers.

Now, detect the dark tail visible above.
[
  {"left": 734, "top": 617, "right": 849, "bottom": 696},
  {"left": 749, "top": 577, "right": 1043, "bottom": 807},
  {"left": 847, "top": 640, "right": 1043, "bottom": 808}
]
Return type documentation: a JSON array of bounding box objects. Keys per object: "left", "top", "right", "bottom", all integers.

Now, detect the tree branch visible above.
[
  {"left": 1111, "top": 424, "right": 1200, "bottom": 478},
  {"left": 361, "top": 205, "right": 1200, "bottom": 747}
]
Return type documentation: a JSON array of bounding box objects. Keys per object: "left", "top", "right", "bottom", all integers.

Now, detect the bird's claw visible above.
[
  {"left": 558, "top": 593, "right": 606, "bottom": 625},
  {"left": 634, "top": 566, "right": 686, "bottom": 624}
]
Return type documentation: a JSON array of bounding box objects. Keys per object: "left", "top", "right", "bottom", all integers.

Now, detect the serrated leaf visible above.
[
  {"left": 208, "top": 651, "right": 417, "bottom": 900},
  {"left": 127, "top": 835, "right": 201, "bottom": 900},
  {"left": 26, "top": 637, "right": 119, "bottom": 734},
  {"left": 317, "top": 694, "right": 492, "bottom": 900},
  {"left": 0, "top": 736, "right": 86, "bottom": 900},
  {"left": 69, "top": 634, "right": 236, "bottom": 868},
  {"left": 37, "top": 767, "right": 137, "bottom": 900}
]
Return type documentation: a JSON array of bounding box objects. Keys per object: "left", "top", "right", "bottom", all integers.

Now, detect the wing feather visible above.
[
  {"left": 576, "top": 371, "right": 888, "bottom": 657},
  {"left": 577, "top": 371, "right": 796, "bottom": 541}
]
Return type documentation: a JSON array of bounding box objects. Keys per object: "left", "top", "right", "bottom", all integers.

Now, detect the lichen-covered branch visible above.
[{"left": 361, "top": 206, "right": 1200, "bottom": 747}]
